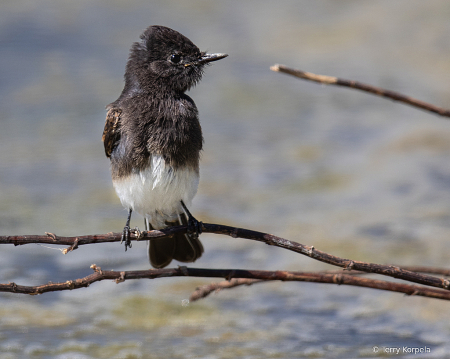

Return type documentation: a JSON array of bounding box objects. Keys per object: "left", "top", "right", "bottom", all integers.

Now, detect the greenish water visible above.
[{"left": 1, "top": 1, "right": 450, "bottom": 358}]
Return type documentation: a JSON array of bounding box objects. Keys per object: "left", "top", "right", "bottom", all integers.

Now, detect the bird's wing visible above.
[{"left": 102, "top": 108, "right": 122, "bottom": 158}]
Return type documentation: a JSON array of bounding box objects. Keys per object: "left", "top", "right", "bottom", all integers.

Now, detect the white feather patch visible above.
[{"left": 113, "top": 155, "right": 199, "bottom": 229}]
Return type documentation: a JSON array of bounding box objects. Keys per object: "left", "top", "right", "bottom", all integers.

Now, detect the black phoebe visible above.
[{"left": 102, "top": 25, "right": 227, "bottom": 268}]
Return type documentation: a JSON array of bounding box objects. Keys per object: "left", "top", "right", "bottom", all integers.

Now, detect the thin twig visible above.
[
  {"left": 190, "top": 278, "right": 263, "bottom": 301},
  {"left": 270, "top": 64, "right": 450, "bottom": 118}
]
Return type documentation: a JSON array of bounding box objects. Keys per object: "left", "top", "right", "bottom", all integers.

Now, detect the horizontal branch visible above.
[
  {"left": 270, "top": 64, "right": 450, "bottom": 118},
  {"left": 3, "top": 265, "right": 450, "bottom": 303},
  {"left": 2, "top": 224, "right": 450, "bottom": 292},
  {"left": 0, "top": 229, "right": 179, "bottom": 254}
]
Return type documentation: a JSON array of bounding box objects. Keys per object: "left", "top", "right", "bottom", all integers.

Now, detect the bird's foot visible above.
[
  {"left": 120, "top": 225, "right": 132, "bottom": 251},
  {"left": 187, "top": 216, "right": 202, "bottom": 240},
  {"left": 120, "top": 208, "right": 133, "bottom": 251},
  {"left": 180, "top": 201, "right": 203, "bottom": 239}
]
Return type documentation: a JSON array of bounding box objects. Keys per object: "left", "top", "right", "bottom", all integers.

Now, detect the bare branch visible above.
[
  {"left": 189, "top": 272, "right": 450, "bottom": 302},
  {"left": 3, "top": 265, "right": 450, "bottom": 303},
  {"left": 396, "top": 266, "right": 450, "bottom": 277},
  {"left": 270, "top": 64, "right": 450, "bottom": 118},
  {"left": 2, "top": 223, "right": 450, "bottom": 292},
  {"left": 200, "top": 223, "right": 450, "bottom": 292}
]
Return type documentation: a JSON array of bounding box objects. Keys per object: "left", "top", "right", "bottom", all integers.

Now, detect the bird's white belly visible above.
[{"left": 112, "top": 154, "right": 199, "bottom": 229}]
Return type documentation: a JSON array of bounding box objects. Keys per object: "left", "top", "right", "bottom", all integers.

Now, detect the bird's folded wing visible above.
[{"left": 102, "top": 108, "right": 122, "bottom": 158}]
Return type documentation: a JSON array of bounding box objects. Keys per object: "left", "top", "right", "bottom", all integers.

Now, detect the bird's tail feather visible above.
[{"left": 148, "top": 213, "right": 204, "bottom": 269}]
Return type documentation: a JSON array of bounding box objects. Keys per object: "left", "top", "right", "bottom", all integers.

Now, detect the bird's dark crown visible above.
[{"left": 124, "top": 25, "right": 206, "bottom": 94}]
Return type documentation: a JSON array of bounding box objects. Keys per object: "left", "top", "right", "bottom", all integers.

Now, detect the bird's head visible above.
[{"left": 125, "top": 25, "right": 227, "bottom": 94}]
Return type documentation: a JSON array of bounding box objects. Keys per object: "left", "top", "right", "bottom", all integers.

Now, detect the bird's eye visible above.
[{"left": 169, "top": 54, "right": 182, "bottom": 64}]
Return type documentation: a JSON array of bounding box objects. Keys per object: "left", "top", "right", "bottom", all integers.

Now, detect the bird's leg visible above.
[
  {"left": 180, "top": 200, "right": 202, "bottom": 239},
  {"left": 121, "top": 208, "right": 132, "bottom": 251}
]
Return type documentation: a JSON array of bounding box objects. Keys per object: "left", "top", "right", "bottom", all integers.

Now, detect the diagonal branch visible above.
[
  {"left": 201, "top": 223, "right": 450, "bottom": 291},
  {"left": 2, "top": 224, "right": 450, "bottom": 291},
  {"left": 270, "top": 64, "right": 450, "bottom": 118}
]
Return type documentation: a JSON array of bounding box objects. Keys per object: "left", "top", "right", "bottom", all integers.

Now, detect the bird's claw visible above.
[
  {"left": 121, "top": 225, "right": 132, "bottom": 251},
  {"left": 187, "top": 216, "right": 202, "bottom": 240},
  {"left": 180, "top": 200, "right": 202, "bottom": 239}
]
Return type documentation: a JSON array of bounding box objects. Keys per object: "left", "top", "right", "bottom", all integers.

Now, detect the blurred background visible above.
[{"left": 1, "top": 1, "right": 450, "bottom": 358}]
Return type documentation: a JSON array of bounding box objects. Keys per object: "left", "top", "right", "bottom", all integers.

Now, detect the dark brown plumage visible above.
[{"left": 102, "top": 25, "right": 227, "bottom": 268}]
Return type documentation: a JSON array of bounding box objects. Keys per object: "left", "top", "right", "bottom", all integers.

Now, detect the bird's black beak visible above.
[
  {"left": 185, "top": 53, "right": 228, "bottom": 67},
  {"left": 198, "top": 53, "right": 228, "bottom": 64}
]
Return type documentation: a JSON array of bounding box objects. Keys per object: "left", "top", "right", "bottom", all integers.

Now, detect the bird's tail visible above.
[{"left": 148, "top": 213, "right": 204, "bottom": 269}]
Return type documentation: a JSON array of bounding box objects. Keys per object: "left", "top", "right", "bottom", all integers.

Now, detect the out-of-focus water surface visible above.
[{"left": 1, "top": 1, "right": 450, "bottom": 358}]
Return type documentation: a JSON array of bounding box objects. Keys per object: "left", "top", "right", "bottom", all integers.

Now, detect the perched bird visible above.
[{"left": 102, "top": 25, "right": 227, "bottom": 268}]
